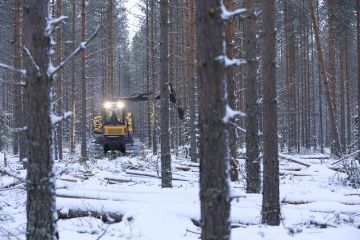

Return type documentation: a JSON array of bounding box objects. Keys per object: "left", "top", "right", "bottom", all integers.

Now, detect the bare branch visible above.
[
  {"left": 49, "top": 26, "right": 101, "bottom": 77},
  {"left": 220, "top": 0, "right": 247, "bottom": 20},
  {"left": 0, "top": 168, "right": 26, "bottom": 182},
  {"left": 45, "top": 15, "right": 69, "bottom": 37},
  {"left": 22, "top": 46, "right": 40, "bottom": 76},
  {"left": 51, "top": 111, "right": 72, "bottom": 126},
  {"left": 0, "top": 63, "right": 26, "bottom": 76},
  {"left": 0, "top": 78, "right": 26, "bottom": 86}
]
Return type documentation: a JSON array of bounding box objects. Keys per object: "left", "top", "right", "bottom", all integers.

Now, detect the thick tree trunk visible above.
[
  {"left": 261, "top": 0, "right": 280, "bottom": 226},
  {"left": 80, "top": 0, "right": 87, "bottom": 160},
  {"left": 197, "top": 1, "right": 230, "bottom": 239},
  {"left": 108, "top": 0, "right": 114, "bottom": 99},
  {"left": 308, "top": 0, "right": 342, "bottom": 157},
  {"left": 160, "top": 0, "right": 172, "bottom": 188},
  {"left": 244, "top": 0, "right": 260, "bottom": 192},
  {"left": 23, "top": 0, "right": 58, "bottom": 239}
]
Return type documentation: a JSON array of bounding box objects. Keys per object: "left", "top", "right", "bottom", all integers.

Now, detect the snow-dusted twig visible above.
[
  {"left": 49, "top": 26, "right": 101, "bottom": 77},
  {"left": 220, "top": 0, "right": 247, "bottom": 20},
  {"left": 11, "top": 126, "right": 27, "bottom": 133},
  {"left": 222, "top": 104, "right": 246, "bottom": 123},
  {"left": 331, "top": 150, "right": 360, "bottom": 165},
  {"left": 22, "top": 46, "right": 40, "bottom": 76},
  {"left": 0, "top": 78, "right": 26, "bottom": 87},
  {"left": 51, "top": 111, "right": 72, "bottom": 126},
  {"left": 0, "top": 63, "right": 26, "bottom": 76},
  {"left": 228, "top": 122, "right": 246, "bottom": 133},
  {"left": 216, "top": 55, "right": 247, "bottom": 67},
  {"left": 45, "top": 15, "right": 68, "bottom": 37}
]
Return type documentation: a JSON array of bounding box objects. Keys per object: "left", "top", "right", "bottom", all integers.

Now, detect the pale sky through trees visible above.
[{"left": 124, "top": 0, "right": 142, "bottom": 40}]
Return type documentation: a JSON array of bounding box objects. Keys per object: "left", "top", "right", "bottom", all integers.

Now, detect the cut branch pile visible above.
[{"left": 57, "top": 209, "right": 123, "bottom": 223}]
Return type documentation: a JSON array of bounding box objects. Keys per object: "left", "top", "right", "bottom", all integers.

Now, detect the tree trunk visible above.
[
  {"left": 80, "top": 0, "right": 87, "bottom": 160},
  {"left": 70, "top": 0, "right": 76, "bottom": 154},
  {"left": 56, "top": 0, "right": 63, "bottom": 160},
  {"left": 108, "top": 0, "right": 114, "bottom": 99},
  {"left": 197, "top": 1, "right": 230, "bottom": 239},
  {"left": 160, "top": 0, "right": 172, "bottom": 188},
  {"left": 188, "top": 0, "right": 197, "bottom": 163},
  {"left": 224, "top": 0, "right": 238, "bottom": 182},
  {"left": 23, "top": 0, "right": 58, "bottom": 238},
  {"left": 261, "top": 0, "right": 280, "bottom": 226},
  {"left": 150, "top": 0, "right": 157, "bottom": 155},
  {"left": 308, "top": 0, "right": 342, "bottom": 157},
  {"left": 357, "top": 0, "right": 360, "bottom": 160},
  {"left": 245, "top": 0, "right": 260, "bottom": 192},
  {"left": 12, "top": 0, "right": 21, "bottom": 156}
]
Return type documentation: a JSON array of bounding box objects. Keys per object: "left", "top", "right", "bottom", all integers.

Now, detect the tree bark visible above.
[
  {"left": 357, "top": 0, "right": 360, "bottom": 160},
  {"left": 197, "top": 1, "right": 230, "bottom": 239},
  {"left": 224, "top": 0, "right": 238, "bottom": 182},
  {"left": 261, "top": 0, "right": 280, "bottom": 226},
  {"left": 150, "top": 0, "right": 157, "bottom": 155},
  {"left": 23, "top": 0, "right": 58, "bottom": 238},
  {"left": 70, "top": 0, "right": 76, "bottom": 154},
  {"left": 56, "top": 0, "right": 63, "bottom": 160},
  {"left": 160, "top": 0, "right": 172, "bottom": 188},
  {"left": 244, "top": 0, "right": 260, "bottom": 192},
  {"left": 80, "top": 0, "right": 87, "bottom": 160}
]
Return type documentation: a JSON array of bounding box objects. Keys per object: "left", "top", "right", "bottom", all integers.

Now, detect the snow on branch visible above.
[
  {"left": 51, "top": 111, "right": 72, "bottom": 126},
  {"left": 45, "top": 15, "right": 68, "bottom": 37},
  {"left": 216, "top": 55, "right": 247, "bottom": 67},
  {"left": 220, "top": 0, "right": 246, "bottom": 20},
  {"left": 48, "top": 26, "right": 101, "bottom": 77},
  {"left": 0, "top": 63, "right": 26, "bottom": 76},
  {"left": 22, "top": 46, "right": 40, "bottom": 76},
  {"left": 0, "top": 78, "right": 26, "bottom": 87},
  {"left": 222, "top": 104, "right": 246, "bottom": 123}
]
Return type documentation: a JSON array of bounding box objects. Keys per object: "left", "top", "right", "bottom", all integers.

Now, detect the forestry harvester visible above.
[{"left": 92, "top": 85, "right": 184, "bottom": 155}]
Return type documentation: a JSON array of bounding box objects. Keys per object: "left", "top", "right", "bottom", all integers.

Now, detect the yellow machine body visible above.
[{"left": 103, "top": 125, "right": 127, "bottom": 136}]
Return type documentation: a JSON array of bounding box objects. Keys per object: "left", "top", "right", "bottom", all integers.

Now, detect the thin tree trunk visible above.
[
  {"left": 197, "top": 0, "right": 230, "bottom": 239},
  {"left": 108, "top": 0, "right": 114, "bottom": 99},
  {"left": 224, "top": 0, "right": 238, "bottom": 182},
  {"left": 357, "top": 0, "right": 360, "bottom": 160},
  {"left": 23, "top": 0, "right": 58, "bottom": 238},
  {"left": 150, "top": 0, "right": 157, "bottom": 155},
  {"left": 80, "top": 0, "right": 87, "bottom": 160},
  {"left": 56, "top": 0, "right": 63, "bottom": 160},
  {"left": 308, "top": 0, "right": 342, "bottom": 157},
  {"left": 244, "top": 0, "right": 260, "bottom": 192},
  {"left": 188, "top": 0, "right": 197, "bottom": 163},
  {"left": 70, "top": 0, "right": 76, "bottom": 154},
  {"left": 340, "top": 33, "right": 346, "bottom": 153},
  {"left": 261, "top": 0, "right": 280, "bottom": 226}
]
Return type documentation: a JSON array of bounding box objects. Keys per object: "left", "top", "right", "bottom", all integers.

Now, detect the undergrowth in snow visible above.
[{"left": 0, "top": 146, "right": 359, "bottom": 240}]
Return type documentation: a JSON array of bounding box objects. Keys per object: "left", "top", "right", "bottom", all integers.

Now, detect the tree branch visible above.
[
  {"left": 0, "top": 63, "right": 26, "bottom": 76},
  {"left": 0, "top": 78, "right": 26, "bottom": 86},
  {"left": 49, "top": 26, "right": 101, "bottom": 77}
]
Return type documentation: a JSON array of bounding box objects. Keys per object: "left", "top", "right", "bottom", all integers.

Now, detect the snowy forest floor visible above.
[{"left": 0, "top": 145, "right": 360, "bottom": 240}]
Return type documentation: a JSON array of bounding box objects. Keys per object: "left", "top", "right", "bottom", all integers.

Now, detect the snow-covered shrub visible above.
[{"left": 341, "top": 159, "right": 360, "bottom": 189}]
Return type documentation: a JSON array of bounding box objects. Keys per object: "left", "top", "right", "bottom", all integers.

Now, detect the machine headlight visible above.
[
  {"left": 104, "top": 102, "right": 112, "bottom": 109},
  {"left": 117, "top": 101, "right": 125, "bottom": 109}
]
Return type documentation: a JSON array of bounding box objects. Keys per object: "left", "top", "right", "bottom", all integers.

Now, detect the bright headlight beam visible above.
[
  {"left": 104, "top": 102, "right": 112, "bottom": 109},
  {"left": 117, "top": 101, "right": 125, "bottom": 109}
]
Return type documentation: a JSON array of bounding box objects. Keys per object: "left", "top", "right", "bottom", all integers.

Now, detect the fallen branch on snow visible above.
[
  {"left": 279, "top": 154, "right": 311, "bottom": 167},
  {"left": 57, "top": 209, "right": 123, "bottom": 223}
]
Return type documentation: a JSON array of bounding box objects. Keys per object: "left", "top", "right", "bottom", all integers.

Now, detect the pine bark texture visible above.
[
  {"left": 357, "top": 0, "right": 360, "bottom": 160},
  {"left": 23, "top": 0, "right": 58, "bottom": 239},
  {"left": 197, "top": 1, "right": 230, "bottom": 239},
  {"left": 244, "top": 0, "right": 260, "bottom": 192},
  {"left": 261, "top": 0, "right": 280, "bottom": 226},
  {"left": 160, "top": 0, "right": 172, "bottom": 188}
]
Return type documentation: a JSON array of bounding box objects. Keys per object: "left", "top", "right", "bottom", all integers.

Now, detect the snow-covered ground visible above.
[{"left": 0, "top": 148, "right": 359, "bottom": 240}]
